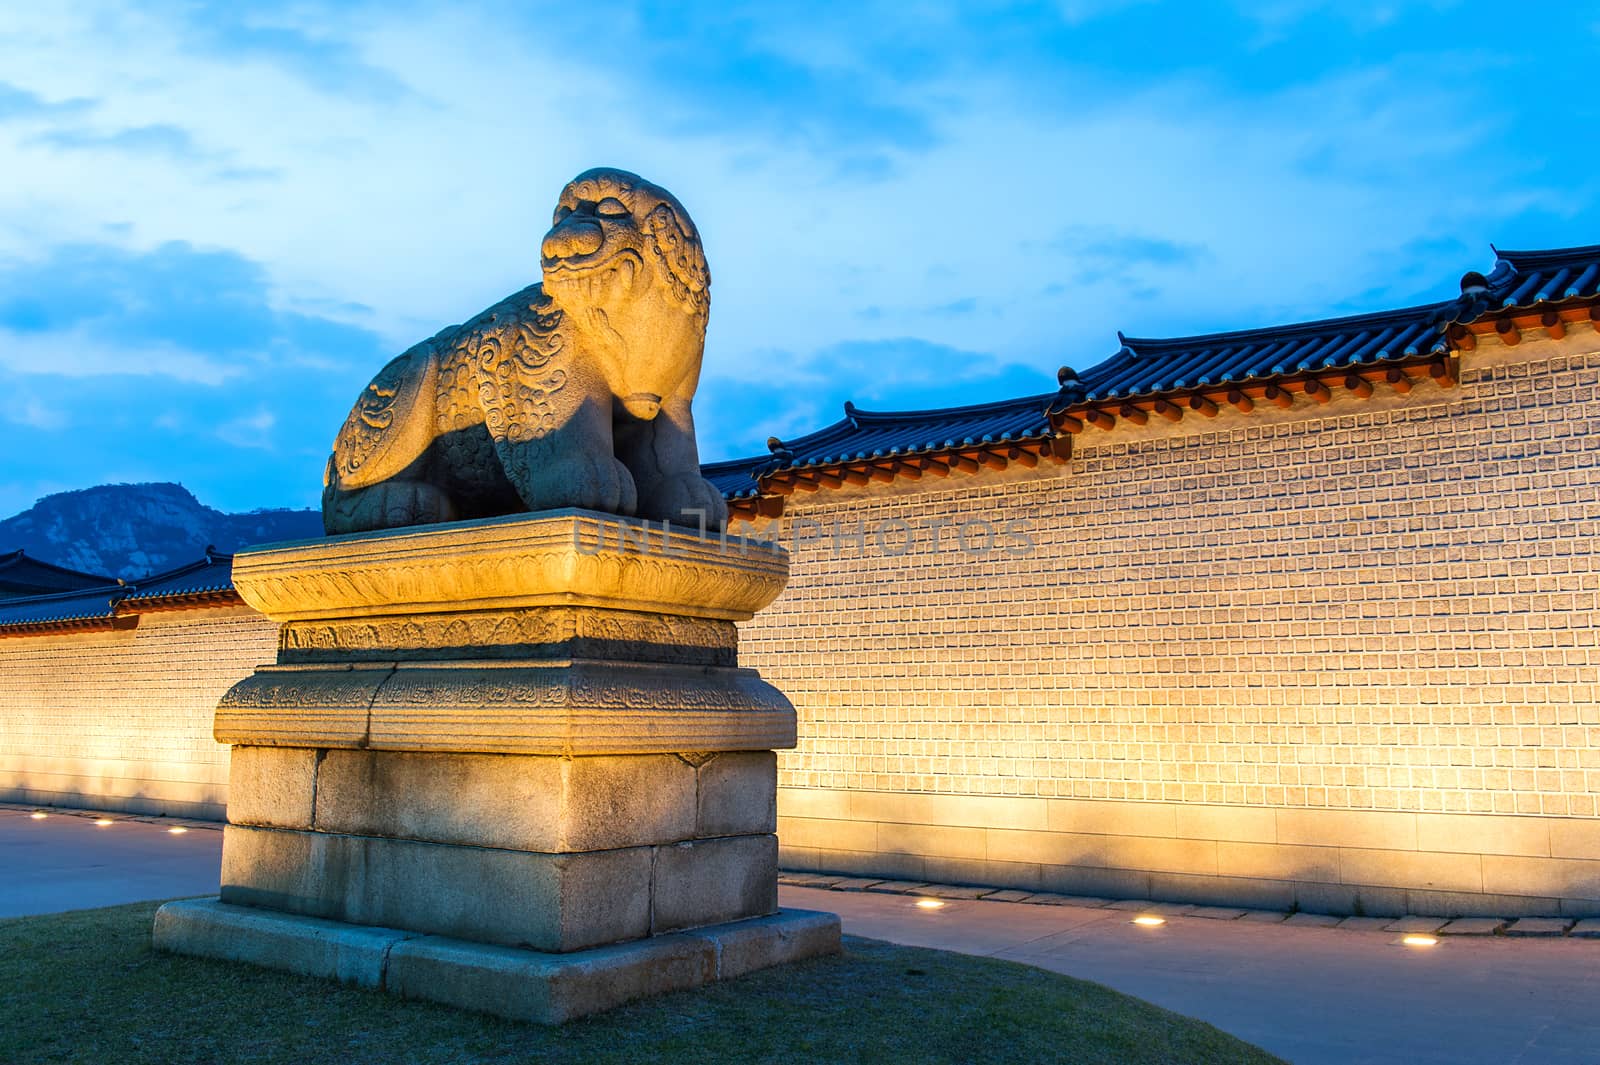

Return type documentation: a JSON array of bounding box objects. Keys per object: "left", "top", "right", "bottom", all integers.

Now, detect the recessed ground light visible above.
[
  {"left": 93, "top": 818, "right": 114, "bottom": 826},
  {"left": 28, "top": 812, "right": 46, "bottom": 820},
  {"left": 167, "top": 826, "right": 188, "bottom": 835},
  {"left": 1402, "top": 934, "right": 1438, "bottom": 948},
  {"left": 1132, "top": 915, "right": 1166, "bottom": 927},
  {"left": 914, "top": 898, "right": 946, "bottom": 910}
]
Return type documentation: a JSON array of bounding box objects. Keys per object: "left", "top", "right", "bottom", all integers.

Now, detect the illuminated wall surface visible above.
[
  {"left": 742, "top": 335, "right": 1600, "bottom": 916},
  {"left": 0, "top": 606, "right": 277, "bottom": 821},
  {"left": 3, "top": 333, "right": 1600, "bottom": 914}
]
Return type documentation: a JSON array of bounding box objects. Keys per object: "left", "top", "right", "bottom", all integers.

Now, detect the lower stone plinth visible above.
[
  {"left": 153, "top": 898, "right": 841, "bottom": 1024},
  {"left": 220, "top": 823, "right": 779, "bottom": 951}
]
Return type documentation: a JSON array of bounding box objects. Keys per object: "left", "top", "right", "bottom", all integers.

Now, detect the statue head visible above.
[{"left": 539, "top": 167, "right": 710, "bottom": 420}]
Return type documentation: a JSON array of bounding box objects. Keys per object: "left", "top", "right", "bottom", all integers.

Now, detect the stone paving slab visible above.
[
  {"left": 771, "top": 869, "right": 1600, "bottom": 947},
  {"left": 1108, "top": 899, "right": 1198, "bottom": 914},
  {"left": 1028, "top": 894, "right": 1114, "bottom": 907},
  {"left": 825, "top": 878, "right": 884, "bottom": 891},
  {"left": 785, "top": 875, "right": 844, "bottom": 889},
  {"left": 1384, "top": 916, "right": 1448, "bottom": 934},
  {"left": 916, "top": 884, "right": 992, "bottom": 900},
  {"left": 1336, "top": 916, "right": 1392, "bottom": 931},
  {"left": 861, "top": 880, "right": 929, "bottom": 894},
  {"left": 1284, "top": 913, "right": 1342, "bottom": 928},
  {"left": 1505, "top": 917, "right": 1574, "bottom": 937},
  {"left": 5, "top": 803, "right": 223, "bottom": 832}
]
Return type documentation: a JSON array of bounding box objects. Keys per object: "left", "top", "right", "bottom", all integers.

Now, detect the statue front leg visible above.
[
  {"left": 616, "top": 394, "right": 727, "bottom": 531},
  {"left": 492, "top": 393, "right": 638, "bottom": 515}
]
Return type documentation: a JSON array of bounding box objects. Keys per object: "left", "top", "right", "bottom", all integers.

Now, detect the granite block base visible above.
[{"left": 153, "top": 898, "right": 841, "bottom": 1024}]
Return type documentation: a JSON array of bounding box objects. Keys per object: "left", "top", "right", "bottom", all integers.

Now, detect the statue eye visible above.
[
  {"left": 596, "top": 197, "right": 629, "bottom": 218},
  {"left": 554, "top": 205, "right": 573, "bottom": 223}
]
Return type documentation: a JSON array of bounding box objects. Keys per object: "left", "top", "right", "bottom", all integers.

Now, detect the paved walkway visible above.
[
  {"left": 0, "top": 806, "right": 221, "bottom": 918},
  {"left": 6, "top": 804, "right": 1600, "bottom": 1064},
  {"left": 783, "top": 884, "right": 1600, "bottom": 1065}
]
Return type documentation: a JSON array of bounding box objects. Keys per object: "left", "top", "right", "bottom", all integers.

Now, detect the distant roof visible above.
[
  {"left": 709, "top": 241, "right": 1600, "bottom": 514},
  {"left": 1063, "top": 300, "right": 1454, "bottom": 406},
  {"left": 0, "top": 549, "right": 239, "bottom": 635},
  {"left": 0, "top": 550, "right": 114, "bottom": 598},
  {"left": 1484, "top": 244, "right": 1600, "bottom": 308},
  {"left": 115, "top": 548, "right": 237, "bottom": 606},
  {"left": 702, "top": 393, "right": 1058, "bottom": 501}
]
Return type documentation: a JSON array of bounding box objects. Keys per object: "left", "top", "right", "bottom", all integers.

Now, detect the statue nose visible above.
[{"left": 542, "top": 218, "right": 603, "bottom": 260}]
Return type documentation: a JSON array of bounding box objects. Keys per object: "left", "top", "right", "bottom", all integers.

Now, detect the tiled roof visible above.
[
  {"left": 709, "top": 242, "right": 1600, "bottom": 506},
  {"left": 702, "top": 394, "right": 1057, "bottom": 500},
  {"left": 1057, "top": 301, "right": 1454, "bottom": 407},
  {"left": 1483, "top": 244, "right": 1600, "bottom": 309},
  {"left": 0, "top": 550, "right": 114, "bottom": 598},
  {"left": 115, "top": 549, "right": 235, "bottom": 604},
  {"left": 0, "top": 584, "right": 126, "bottom": 628},
  {"left": 0, "top": 550, "right": 237, "bottom": 632}
]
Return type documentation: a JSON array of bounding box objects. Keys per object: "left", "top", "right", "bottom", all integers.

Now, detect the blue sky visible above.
[{"left": 0, "top": 0, "right": 1592, "bottom": 514}]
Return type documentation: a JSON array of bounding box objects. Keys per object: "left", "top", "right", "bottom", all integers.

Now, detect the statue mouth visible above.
[
  {"left": 621, "top": 392, "right": 662, "bottom": 419},
  {"left": 542, "top": 247, "right": 643, "bottom": 302}
]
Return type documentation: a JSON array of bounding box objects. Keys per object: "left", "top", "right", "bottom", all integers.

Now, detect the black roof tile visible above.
[
  {"left": 1484, "top": 244, "right": 1600, "bottom": 308},
  {"left": 0, "top": 549, "right": 236, "bottom": 629},
  {"left": 701, "top": 393, "right": 1057, "bottom": 500},
  {"left": 709, "top": 242, "right": 1600, "bottom": 497},
  {"left": 0, "top": 550, "right": 115, "bottom": 597}
]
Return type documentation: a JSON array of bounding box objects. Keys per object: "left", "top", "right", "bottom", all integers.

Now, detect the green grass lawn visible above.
[{"left": 0, "top": 900, "right": 1283, "bottom": 1065}]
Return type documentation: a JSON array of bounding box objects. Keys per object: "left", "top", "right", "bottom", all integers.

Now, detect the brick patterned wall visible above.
[
  {"left": 0, "top": 605, "right": 278, "bottom": 819},
  {"left": 3, "top": 334, "right": 1597, "bottom": 913},
  {"left": 742, "top": 335, "right": 1600, "bottom": 914}
]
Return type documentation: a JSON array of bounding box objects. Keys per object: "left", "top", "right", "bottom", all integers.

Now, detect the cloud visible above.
[
  {"left": 3, "top": 395, "right": 67, "bottom": 431},
  {"left": 0, "top": 81, "right": 93, "bottom": 121},
  {"left": 0, "top": 327, "right": 239, "bottom": 385},
  {"left": 696, "top": 336, "right": 1052, "bottom": 462},
  {"left": 32, "top": 123, "right": 201, "bottom": 160},
  {"left": 217, "top": 409, "right": 277, "bottom": 449},
  {"left": 1056, "top": 227, "right": 1208, "bottom": 268},
  {"left": 0, "top": 239, "right": 388, "bottom": 511},
  {"left": 0, "top": 241, "right": 385, "bottom": 364},
  {"left": 0, "top": 1, "right": 1586, "bottom": 508}
]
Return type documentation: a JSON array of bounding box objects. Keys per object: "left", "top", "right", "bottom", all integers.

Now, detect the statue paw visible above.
[
  {"left": 323, "top": 480, "right": 458, "bottom": 534},
  {"left": 641, "top": 472, "right": 728, "bottom": 531},
  {"left": 523, "top": 453, "right": 638, "bottom": 515}
]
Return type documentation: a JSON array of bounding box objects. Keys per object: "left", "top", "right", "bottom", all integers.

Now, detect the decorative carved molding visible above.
[
  {"left": 232, "top": 511, "right": 787, "bottom": 623},
  {"left": 280, "top": 607, "right": 737, "bottom": 666},
  {"left": 216, "top": 658, "right": 796, "bottom": 756}
]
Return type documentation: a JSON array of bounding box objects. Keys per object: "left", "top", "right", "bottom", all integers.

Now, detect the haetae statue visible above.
[{"left": 322, "top": 167, "right": 728, "bottom": 534}]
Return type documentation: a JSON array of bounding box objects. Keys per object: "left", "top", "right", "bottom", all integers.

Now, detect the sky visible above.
[{"left": 0, "top": 0, "right": 1593, "bottom": 515}]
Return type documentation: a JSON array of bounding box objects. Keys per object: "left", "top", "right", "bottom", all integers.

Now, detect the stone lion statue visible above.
[{"left": 322, "top": 167, "right": 728, "bottom": 535}]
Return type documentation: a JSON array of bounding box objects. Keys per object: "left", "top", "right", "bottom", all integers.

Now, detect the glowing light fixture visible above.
[
  {"left": 29, "top": 812, "right": 46, "bottom": 820},
  {"left": 167, "top": 826, "right": 189, "bottom": 835},
  {"left": 94, "top": 818, "right": 114, "bottom": 827},
  {"left": 1402, "top": 934, "right": 1438, "bottom": 948},
  {"left": 1132, "top": 915, "right": 1166, "bottom": 927},
  {"left": 914, "top": 898, "right": 946, "bottom": 910}
]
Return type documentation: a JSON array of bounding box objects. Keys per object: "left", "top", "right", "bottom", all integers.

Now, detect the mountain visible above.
[{"left": 0, "top": 483, "right": 323, "bottom": 580}]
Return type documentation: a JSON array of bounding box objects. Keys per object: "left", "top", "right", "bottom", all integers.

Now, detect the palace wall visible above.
[
  {"left": 5, "top": 330, "right": 1600, "bottom": 914},
  {"left": 740, "top": 331, "right": 1600, "bottom": 916},
  {"left": 0, "top": 605, "right": 277, "bottom": 820}
]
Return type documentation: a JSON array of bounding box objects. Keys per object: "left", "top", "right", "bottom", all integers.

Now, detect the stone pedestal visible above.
[{"left": 153, "top": 510, "right": 839, "bottom": 1022}]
